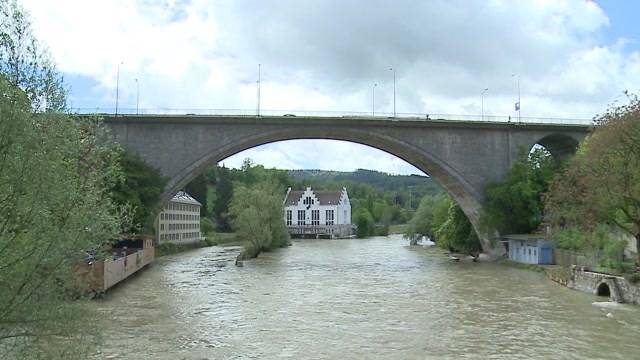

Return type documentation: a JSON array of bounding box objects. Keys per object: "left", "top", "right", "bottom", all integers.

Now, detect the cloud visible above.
[{"left": 17, "top": 0, "right": 640, "bottom": 174}]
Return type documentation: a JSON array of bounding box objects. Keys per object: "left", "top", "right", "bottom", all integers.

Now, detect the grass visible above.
[
  {"left": 204, "top": 232, "right": 243, "bottom": 246},
  {"left": 388, "top": 223, "right": 408, "bottom": 235}
]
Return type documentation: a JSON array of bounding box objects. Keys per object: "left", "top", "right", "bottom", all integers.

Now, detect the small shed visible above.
[{"left": 503, "top": 234, "right": 555, "bottom": 265}]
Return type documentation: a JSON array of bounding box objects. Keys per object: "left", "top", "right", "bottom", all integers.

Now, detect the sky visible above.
[{"left": 19, "top": 0, "right": 640, "bottom": 175}]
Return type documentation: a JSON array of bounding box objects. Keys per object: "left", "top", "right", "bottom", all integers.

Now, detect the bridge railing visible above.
[{"left": 71, "top": 107, "right": 593, "bottom": 125}]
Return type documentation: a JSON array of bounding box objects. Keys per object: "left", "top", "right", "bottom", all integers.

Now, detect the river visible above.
[{"left": 91, "top": 235, "right": 640, "bottom": 359}]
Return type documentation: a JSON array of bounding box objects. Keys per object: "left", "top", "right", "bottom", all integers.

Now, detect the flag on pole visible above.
[{"left": 515, "top": 102, "right": 520, "bottom": 111}]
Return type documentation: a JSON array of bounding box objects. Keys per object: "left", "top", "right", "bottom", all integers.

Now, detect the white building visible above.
[
  {"left": 157, "top": 191, "right": 202, "bottom": 244},
  {"left": 283, "top": 187, "right": 353, "bottom": 238}
]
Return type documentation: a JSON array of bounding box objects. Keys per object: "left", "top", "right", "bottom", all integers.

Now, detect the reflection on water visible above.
[{"left": 92, "top": 235, "right": 640, "bottom": 359}]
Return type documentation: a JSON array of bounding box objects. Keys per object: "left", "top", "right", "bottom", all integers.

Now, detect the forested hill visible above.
[{"left": 288, "top": 169, "right": 441, "bottom": 194}]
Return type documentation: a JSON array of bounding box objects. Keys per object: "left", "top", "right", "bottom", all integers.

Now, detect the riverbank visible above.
[
  {"left": 155, "top": 232, "right": 241, "bottom": 257},
  {"left": 388, "top": 223, "right": 408, "bottom": 234}
]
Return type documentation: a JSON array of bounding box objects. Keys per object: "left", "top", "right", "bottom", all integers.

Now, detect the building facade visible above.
[
  {"left": 504, "top": 235, "right": 555, "bottom": 265},
  {"left": 283, "top": 187, "right": 353, "bottom": 238},
  {"left": 157, "top": 191, "right": 202, "bottom": 244}
]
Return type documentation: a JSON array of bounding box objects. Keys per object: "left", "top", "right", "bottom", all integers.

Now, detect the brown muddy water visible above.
[{"left": 91, "top": 235, "right": 640, "bottom": 359}]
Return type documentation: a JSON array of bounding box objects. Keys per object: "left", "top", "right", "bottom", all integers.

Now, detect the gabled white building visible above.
[
  {"left": 283, "top": 187, "right": 353, "bottom": 238},
  {"left": 157, "top": 191, "right": 202, "bottom": 244}
]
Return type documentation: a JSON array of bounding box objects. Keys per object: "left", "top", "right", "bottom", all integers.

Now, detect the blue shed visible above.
[{"left": 503, "top": 235, "right": 555, "bottom": 265}]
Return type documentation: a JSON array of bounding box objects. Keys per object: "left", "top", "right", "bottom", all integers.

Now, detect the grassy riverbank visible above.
[
  {"left": 388, "top": 223, "right": 408, "bottom": 234},
  {"left": 155, "top": 232, "right": 241, "bottom": 257}
]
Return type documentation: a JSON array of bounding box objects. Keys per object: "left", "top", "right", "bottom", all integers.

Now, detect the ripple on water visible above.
[{"left": 91, "top": 237, "right": 640, "bottom": 359}]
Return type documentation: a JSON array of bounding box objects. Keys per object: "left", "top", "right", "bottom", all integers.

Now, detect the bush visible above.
[
  {"left": 625, "top": 273, "right": 640, "bottom": 284},
  {"left": 201, "top": 217, "right": 216, "bottom": 234}
]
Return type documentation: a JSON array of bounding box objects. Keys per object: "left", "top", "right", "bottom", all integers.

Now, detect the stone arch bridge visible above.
[{"left": 103, "top": 115, "right": 591, "bottom": 252}]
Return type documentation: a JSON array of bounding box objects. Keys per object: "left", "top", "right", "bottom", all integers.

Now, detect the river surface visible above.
[{"left": 91, "top": 235, "right": 640, "bottom": 359}]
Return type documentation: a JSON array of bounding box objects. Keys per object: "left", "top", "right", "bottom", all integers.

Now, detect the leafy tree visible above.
[
  {"left": 353, "top": 208, "right": 375, "bottom": 238},
  {"left": 0, "top": 0, "right": 67, "bottom": 111},
  {"left": 481, "top": 147, "right": 560, "bottom": 236},
  {"left": 0, "top": 78, "right": 125, "bottom": 357},
  {"left": 228, "top": 179, "right": 289, "bottom": 259},
  {"left": 185, "top": 173, "right": 208, "bottom": 216},
  {"left": 213, "top": 165, "right": 233, "bottom": 231},
  {"left": 435, "top": 202, "right": 482, "bottom": 255},
  {"left": 110, "top": 150, "right": 166, "bottom": 234},
  {"left": 404, "top": 194, "right": 450, "bottom": 243},
  {"left": 545, "top": 94, "right": 640, "bottom": 263}
]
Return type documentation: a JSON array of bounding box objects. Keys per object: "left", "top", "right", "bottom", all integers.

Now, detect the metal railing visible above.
[{"left": 71, "top": 107, "right": 594, "bottom": 125}]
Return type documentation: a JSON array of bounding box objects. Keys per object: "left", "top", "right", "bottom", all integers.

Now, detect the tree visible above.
[
  {"left": 213, "top": 165, "right": 233, "bottom": 231},
  {"left": 110, "top": 150, "right": 166, "bottom": 234},
  {"left": 353, "top": 208, "right": 375, "bottom": 238},
  {"left": 185, "top": 173, "right": 208, "bottom": 216},
  {"left": 0, "top": 0, "right": 67, "bottom": 111},
  {"left": 481, "top": 147, "right": 560, "bottom": 236},
  {"left": 0, "top": 78, "right": 125, "bottom": 357},
  {"left": 404, "top": 194, "right": 450, "bottom": 243},
  {"left": 435, "top": 202, "right": 482, "bottom": 255},
  {"left": 228, "top": 179, "right": 289, "bottom": 259},
  {"left": 545, "top": 94, "right": 640, "bottom": 263}
]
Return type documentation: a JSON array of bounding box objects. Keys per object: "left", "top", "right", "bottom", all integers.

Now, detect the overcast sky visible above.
[{"left": 20, "top": 0, "right": 640, "bottom": 175}]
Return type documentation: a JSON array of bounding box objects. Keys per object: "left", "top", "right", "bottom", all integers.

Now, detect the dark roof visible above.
[
  {"left": 314, "top": 191, "right": 342, "bottom": 205},
  {"left": 284, "top": 191, "right": 304, "bottom": 206},
  {"left": 284, "top": 189, "right": 344, "bottom": 206}
]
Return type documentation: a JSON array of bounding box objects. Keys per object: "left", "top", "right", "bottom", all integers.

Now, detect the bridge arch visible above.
[
  {"left": 162, "top": 126, "right": 488, "bottom": 249},
  {"left": 530, "top": 133, "right": 581, "bottom": 160}
]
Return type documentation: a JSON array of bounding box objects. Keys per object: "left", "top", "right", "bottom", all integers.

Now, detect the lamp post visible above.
[
  {"left": 135, "top": 78, "right": 139, "bottom": 115},
  {"left": 372, "top": 83, "right": 377, "bottom": 117},
  {"left": 389, "top": 67, "right": 396, "bottom": 117},
  {"left": 512, "top": 74, "right": 520, "bottom": 122},
  {"left": 115, "top": 61, "right": 123, "bottom": 116},
  {"left": 481, "top": 88, "right": 488, "bottom": 121},
  {"left": 257, "top": 63, "right": 261, "bottom": 117}
]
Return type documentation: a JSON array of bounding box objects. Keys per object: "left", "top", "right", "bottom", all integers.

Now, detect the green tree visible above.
[
  {"left": 481, "top": 148, "right": 560, "bottom": 236},
  {"left": 228, "top": 179, "right": 289, "bottom": 259},
  {"left": 110, "top": 150, "right": 166, "bottom": 234},
  {"left": 435, "top": 202, "right": 482, "bottom": 255},
  {"left": 213, "top": 165, "right": 233, "bottom": 231},
  {"left": 546, "top": 94, "right": 640, "bottom": 263},
  {"left": 353, "top": 208, "right": 375, "bottom": 238},
  {"left": 0, "top": 79, "right": 126, "bottom": 357},
  {"left": 0, "top": 0, "right": 67, "bottom": 111},
  {"left": 185, "top": 173, "right": 208, "bottom": 216},
  {"left": 404, "top": 193, "right": 450, "bottom": 243}
]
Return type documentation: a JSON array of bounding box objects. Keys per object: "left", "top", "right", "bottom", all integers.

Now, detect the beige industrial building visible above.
[{"left": 157, "top": 191, "right": 202, "bottom": 244}]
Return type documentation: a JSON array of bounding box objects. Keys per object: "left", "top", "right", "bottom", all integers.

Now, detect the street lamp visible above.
[
  {"left": 256, "top": 63, "right": 261, "bottom": 117},
  {"left": 512, "top": 74, "right": 521, "bottom": 122},
  {"left": 372, "top": 83, "right": 377, "bottom": 117},
  {"left": 481, "top": 88, "right": 488, "bottom": 121},
  {"left": 135, "top": 78, "right": 139, "bottom": 115},
  {"left": 389, "top": 67, "right": 396, "bottom": 117},
  {"left": 115, "top": 61, "right": 123, "bottom": 116}
]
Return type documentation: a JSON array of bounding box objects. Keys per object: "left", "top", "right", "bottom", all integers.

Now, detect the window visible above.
[
  {"left": 326, "top": 210, "right": 334, "bottom": 225},
  {"left": 297, "top": 210, "right": 306, "bottom": 225},
  {"left": 160, "top": 224, "right": 164, "bottom": 230},
  {"left": 286, "top": 210, "right": 292, "bottom": 225},
  {"left": 312, "top": 210, "right": 320, "bottom": 225},
  {"left": 303, "top": 196, "right": 314, "bottom": 206}
]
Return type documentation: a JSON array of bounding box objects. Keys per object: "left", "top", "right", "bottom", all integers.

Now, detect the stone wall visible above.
[{"left": 547, "top": 266, "right": 640, "bottom": 305}]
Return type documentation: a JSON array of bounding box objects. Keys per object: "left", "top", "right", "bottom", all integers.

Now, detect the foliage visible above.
[
  {"left": 404, "top": 193, "right": 450, "bottom": 243},
  {"left": 110, "top": 150, "right": 166, "bottom": 234},
  {"left": 0, "top": 0, "right": 67, "bottom": 111},
  {"left": 435, "top": 202, "right": 482, "bottom": 255},
  {"left": 481, "top": 147, "right": 560, "bottom": 236},
  {"left": 545, "top": 94, "right": 640, "bottom": 263},
  {"left": 0, "top": 78, "right": 126, "bottom": 357},
  {"left": 625, "top": 273, "right": 640, "bottom": 284},
  {"left": 212, "top": 165, "right": 233, "bottom": 231},
  {"left": 185, "top": 173, "right": 208, "bottom": 216},
  {"left": 353, "top": 208, "right": 375, "bottom": 238},
  {"left": 228, "top": 179, "right": 290, "bottom": 259},
  {"left": 200, "top": 217, "right": 216, "bottom": 234}
]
